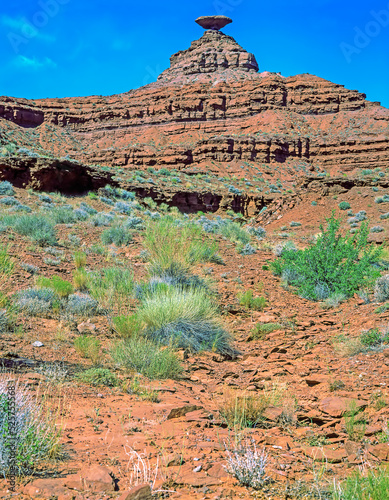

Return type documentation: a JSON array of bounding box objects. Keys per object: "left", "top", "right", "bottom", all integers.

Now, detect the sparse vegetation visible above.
[{"left": 110, "top": 336, "right": 182, "bottom": 380}]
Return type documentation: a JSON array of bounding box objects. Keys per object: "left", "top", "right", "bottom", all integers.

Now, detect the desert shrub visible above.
[
  {"left": 274, "top": 241, "right": 297, "bottom": 257},
  {"left": 271, "top": 213, "right": 381, "bottom": 300},
  {"left": 74, "top": 335, "right": 100, "bottom": 362},
  {"left": 375, "top": 195, "right": 389, "bottom": 204},
  {"left": 219, "top": 384, "right": 294, "bottom": 430},
  {"left": 20, "top": 263, "right": 39, "bottom": 274},
  {"left": 110, "top": 337, "right": 182, "bottom": 380},
  {"left": 79, "top": 202, "right": 97, "bottom": 215},
  {"left": 137, "top": 286, "right": 235, "bottom": 355},
  {"left": 0, "top": 378, "right": 61, "bottom": 475},
  {"left": 14, "top": 288, "right": 57, "bottom": 316},
  {"left": 0, "top": 196, "right": 19, "bottom": 206},
  {"left": 90, "top": 212, "right": 114, "bottom": 226},
  {"left": 224, "top": 439, "right": 268, "bottom": 490},
  {"left": 371, "top": 226, "right": 384, "bottom": 233},
  {"left": 49, "top": 207, "right": 77, "bottom": 224},
  {"left": 339, "top": 202, "right": 351, "bottom": 210},
  {"left": 247, "top": 225, "right": 266, "bottom": 239},
  {"left": 76, "top": 367, "right": 118, "bottom": 386},
  {"left": 0, "top": 181, "right": 15, "bottom": 196},
  {"left": 101, "top": 225, "right": 132, "bottom": 246},
  {"left": 237, "top": 243, "right": 257, "bottom": 255},
  {"left": 12, "top": 214, "right": 57, "bottom": 245},
  {"left": 114, "top": 201, "right": 132, "bottom": 214},
  {"left": 124, "top": 216, "right": 144, "bottom": 230},
  {"left": 37, "top": 192, "right": 51, "bottom": 202},
  {"left": 380, "top": 213, "right": 389, "bottom": 220},
  {"left": 333, "top": 466, "right": 389, "bottom": 500},
  {"left": 100, "top": 196, "right": 115, "bottom": 205},
  {"left": 374, "top": 274, "right": 389, "bottom": 302},
  {"left": 112, "top": 314, "right": 143, "bottom": 338},
  {"left": 0, "top": 244, "right": 14, "bottom": 275},
  {"left": 290, "top": 221, "right": 302, "bottom": 227},
  {"left": 72, "top": 208, "right": 89, "bottom": 221},
  {"left": 66, "top": 293, "right": 98, "bottom": 316},
  {"left": 36, "top": 275, "right": 74, "bottom": 298},
  {"left": 311, "top": 201, "right": 318, "bottom": 206},
  {"left": 238, "top": 290, "right": 267, "bottom": 311}
]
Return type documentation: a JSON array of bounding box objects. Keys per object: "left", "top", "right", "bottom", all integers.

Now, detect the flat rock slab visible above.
[
  {"left": 195, "top": 15, "right": 232, "bottom": 31},
  {"left": 320, "top": 397, "right": 368, "bottom": 418}
]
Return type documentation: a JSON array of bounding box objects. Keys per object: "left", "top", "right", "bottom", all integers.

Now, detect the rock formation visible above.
[
  {"left": 195, "top": 15, "right": 232, "bottom": 31},
  {"left": 0, "top": 17, "right": 388, "bottom": 178}
]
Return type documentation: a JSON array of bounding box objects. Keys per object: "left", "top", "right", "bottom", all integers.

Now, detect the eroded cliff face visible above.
[{"left": 0, "top": 29, "right": 388, "bottom": 176}]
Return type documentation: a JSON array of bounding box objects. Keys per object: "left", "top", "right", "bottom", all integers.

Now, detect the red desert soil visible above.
[{"left": 0, "top": 16, "right": 388, "bottom": 500}]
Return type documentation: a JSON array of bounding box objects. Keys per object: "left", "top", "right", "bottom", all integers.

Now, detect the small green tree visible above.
[{"left": 272, "top": 212, "right": 381, "bottom": 300}]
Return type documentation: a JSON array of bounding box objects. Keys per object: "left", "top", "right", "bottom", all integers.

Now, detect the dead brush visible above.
[{"left": 218, "top": 382, "right": 297, "bottom": 430}]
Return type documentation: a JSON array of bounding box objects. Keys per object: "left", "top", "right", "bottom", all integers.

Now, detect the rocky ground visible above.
[{"left": 0, "top": 180, "right": 388, "bottom": 499}]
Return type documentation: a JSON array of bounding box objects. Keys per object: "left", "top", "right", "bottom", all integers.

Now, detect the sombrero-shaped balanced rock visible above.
[{"left": 195, "top": 15, "right": 232, "bottom": 31}]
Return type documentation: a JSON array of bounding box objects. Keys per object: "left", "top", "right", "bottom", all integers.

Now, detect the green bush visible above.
[
  {"left": 36, "top": 275, "right": 74, "bottom": 298},
  {"left": 137, "top": 286, "right": 235, "bottom": 355},
  {"left": 110, "top": 337, "right": 182, "bottom": 380},
  {"left": 271, "top": 213, "right": 381, "bottom": 300},
  {"left": 101, "top": 225, "right": 133, "bottom": 246},
  {"left": 339, "top": 201, "right": 351, "bottom": 210},
  {"left": 238, "top": 290, "right": 267, "bottom": 311},
  {"left": 76, "top": 368, "right": 118, "bottom": 386},
  {"left": 12, "top": 215, "right": 57, "bottom": 246}
]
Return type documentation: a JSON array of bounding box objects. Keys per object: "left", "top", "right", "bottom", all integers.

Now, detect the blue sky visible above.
[{"left": 0, "top": 0, "right": 388, "bottom": 108}]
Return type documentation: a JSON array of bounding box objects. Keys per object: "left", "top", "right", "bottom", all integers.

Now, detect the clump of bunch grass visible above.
[
  {"left": 238, "top": 290, "right": 267, "bottom": 311},
  {"left": 112, "top": 314, "right": 143, "bottom": 338},
  {"left": 76, "top": 367, "right": 118, "bottom": 387},
  {"left": 333, "top": 466, "right": 389, "bottom": 500},
  {"left": 271, "top": 212, "right": 381, "bottom": 301},
  {"left": 110, "top": 336, "right": 182, "bottom": 380},
  {"left": 251, "top": 322, "right": 282, "bottom": 340},
  {"left": 74, "top": 335, "right": 101, "bottom": 363},
  {"left": 87, "top": 266, "right": 134, "bottom": 313},
  {"left": 219, "top": 384, "right": 295, "bottom": 430},
  {"left": 143, "top": 216, "right": 219, "bottom": 273},
  {"left": 136, "top": 286, "right": 235, "bottom": 355}
]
